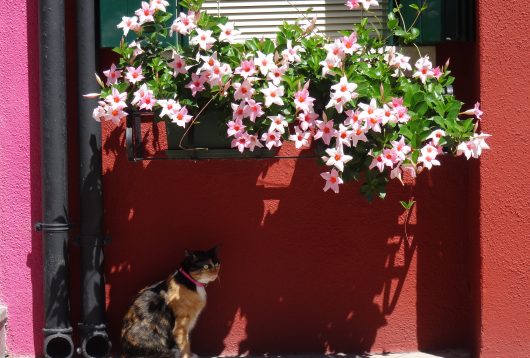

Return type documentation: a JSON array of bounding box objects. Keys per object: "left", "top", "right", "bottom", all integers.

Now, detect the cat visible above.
[{"left": 121, "top": 247, "right": 220, "bottom": 358}]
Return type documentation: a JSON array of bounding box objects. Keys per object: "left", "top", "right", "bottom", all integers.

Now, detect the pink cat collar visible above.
[{"left": 179, "top": 268, "right": 205, "bottom": 288}]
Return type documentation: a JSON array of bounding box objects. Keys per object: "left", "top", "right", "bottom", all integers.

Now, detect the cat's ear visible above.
[
  {"left": 209, "top": 245, "right": 219, "bottom": 255},
  {"left": 184, "top": 249, "right": 195, "bottom": 258}
]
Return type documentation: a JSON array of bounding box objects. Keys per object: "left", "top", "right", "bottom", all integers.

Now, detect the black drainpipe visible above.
[
  {"left": 38, "top": 0, "right": 74, "bottom": 357},
  {"left": 76, "top": 0, "right": 111, "bottom": 356}
]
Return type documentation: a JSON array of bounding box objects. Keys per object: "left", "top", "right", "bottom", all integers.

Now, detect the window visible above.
[{"left": 202, "top": 0, "right": 389, "bottom": 42}]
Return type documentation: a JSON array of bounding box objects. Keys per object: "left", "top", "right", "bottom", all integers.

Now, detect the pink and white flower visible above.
[
  {"left": 244, "top": 99, "right": 264, "bottom": 122},
  {"left": 157, "top": 99, "right": 179, "bottom": 119},
  {"left": 369, "top": 153, "right": 386, "bottom": 172},
  {"left": 218, "top": 22, "right": 240, "bottom": 43},
  {"left": 172, "top": 103, "right": 193, "bottom": 128},
  {"left": 314, "top": 119, "right": 337, "bottom": 145},
  {"left": 358, "top": 0, "right": 379, "bottom": 10},
  {"left": 231, "top": 132, "right": 250, "bottom": 153},
  {"left": 254, "top": 51, "right": 275, "bottom": 76},
  {"left": 391, "top": 137, "right": 411, "bottom": 161},
  {"left": 413, "top": 56, "right": 434, "bottom": 84},
  {"left": 282, "top": 40, "right": 304, "bottom": 63},
  {"left": 150, "top": 0, "right": 169, "bottom": 12},
  {"left": 261, "top": 131, "right": 283, "bottom": 150},
  {"left": 345, "top": 0, "right": 361, "bottom": 10},
  {"left": 168, "top": 53, "right": 189, "bottom": 76},
  {"left": 105, "top": 87, "right": 127, "bottom": 109},
  {"left": 321, "top": 169, "right": 343, "bottom": 193},
  {"left": 294, "top": 83, "right": 315, "bottom": 113},
  {"left": 335, "top": 124, "right": 353, "bottom": 148},
  {"left": 135, "top": 2, "right": 155, "bottom": 24},
  {"left": 117, "top": 16, "right": 140, "bottom": 36},
  {"left": 350, "top": 127, "right": 368, "bottom": 147},
  {"left": 105, "top": 107, "right": 128, "bottom": 125},
  {"left": 248, "top": 133, "right": 264, "bottom": 151},
  {"left": 125, "top": 65, "right": 144, "bottom": 84},
  {"left": 457, "top": 132, "right": 491, "bottom": 159},
  {"left": 289, "top": 126, "right": 312, "bottom": 149},
  {"left": 233, "top": 79, "right": 255, "bottom": 100},
  {"left": 320, "top": 56, "right": 340, "bottom": 77},
  {"left": 418, "top": 144, "right": 441, "bottom": 169},
  {"left": 103, "top": 63, "right": 122, "bottom": 86},
  {"left": 92, "top": 102, "right": 109, "bottom": 122},
  {"left": 345, "top": 110, "right": 363, "bottom": 129},
  {"left": 227, "top": 119, "right": 245, "bottom": 137},
  {"left": 231, "top": 102, "right": 248, "bottom": 122},
  {"left": 185, "top": 73, "right": 206, "bottom": 97},
  {"left": 171, "top": 11, "right": 197, "bottom": 35},
  {"left": 190, "top": 28, "right": 215, "bottom": 51},
  {"left": 297, "top": 111, "right": 318, "bottom": 131},
  {"left": 235, "top": 60, "right": 256, "bottom": 78},
  {"left": 268, "top": 114, "right": 288, "bottom": 134},
  {"left": 260, "top": 84, "right": 285, "bottom": 107},
  {"left": 427, "top": 129, "right": 446, "bottom": 146},
  {"left": 341, "top": 32, "right": 361, "bottom": 54},
  {"left": 267, "top": 65, "right": 288, "bottom": 86},
  {"left": 324, "top": 39, "right": 346, "bottom": 61},
  {"left": 461, "top": 102, "right": 483, "bottom": 120},
  {"left": 324, "top": 147, "right": 353, "bottom": 172}
]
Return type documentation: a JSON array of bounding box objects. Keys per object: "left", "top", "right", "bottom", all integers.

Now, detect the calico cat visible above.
[{"left": 121, "top": 247, "right": 220, "bottom": 358}]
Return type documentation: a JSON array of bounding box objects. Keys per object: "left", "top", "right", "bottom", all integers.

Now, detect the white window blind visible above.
[{"left": 202, "top": 0, "right": 388, "bottom": 42}]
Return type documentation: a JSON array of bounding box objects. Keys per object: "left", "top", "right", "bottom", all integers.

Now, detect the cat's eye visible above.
[{"left": 203, "top": 265, "right": 209, "bottom": 270}]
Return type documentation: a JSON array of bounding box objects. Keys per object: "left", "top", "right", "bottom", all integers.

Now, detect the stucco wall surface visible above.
[
  {"left": 478, "top": 1, "right": 530, "bottom": 357},
  {"left": 0, "top": 0, "right": 42, "bottom": 356}
]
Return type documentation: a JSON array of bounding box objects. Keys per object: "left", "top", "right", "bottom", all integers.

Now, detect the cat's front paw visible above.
[{"left": 182, "top": 353, "right": 198, "bottom": 358}]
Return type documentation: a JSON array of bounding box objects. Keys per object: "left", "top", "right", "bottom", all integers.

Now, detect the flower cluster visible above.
[{"left": 89, "top": 0, "right": 490, "bottom": 200}]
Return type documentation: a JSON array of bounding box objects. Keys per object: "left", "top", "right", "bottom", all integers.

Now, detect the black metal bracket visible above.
[
  {"left": 35, "top": 222, "right": 73, "bottom": 232},
  {"left": 74, "top": 234, "right": 111, "bottom": 246},
  {"left": 43, "top": 327, "right": 73, "bottom": 334},
  {"left": 125, "top": 111, "right": 143, "bottom": 162}
]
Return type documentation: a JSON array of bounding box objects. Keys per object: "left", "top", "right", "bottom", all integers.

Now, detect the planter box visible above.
[{"left": 0, "top": 306, "right": 6, "bottom": 358}]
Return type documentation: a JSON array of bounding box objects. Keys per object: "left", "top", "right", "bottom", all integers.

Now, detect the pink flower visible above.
[
  {"left": 172, "top": 103, "right": 193, "bottom": 128},
  {"left": 297, "top": 111, "right": 318, "bottom": 131},
  {"left": 369, "top": 153, "right": 386, "bottom": 172},
  {"left": 157, "top": 99, "right": 179, "bottom": 119},
  {"left": 282, "top": 40, "right": 304, "bottom": 63},
  {"left": 413, "top": 56, "right": 434, "bottom": 84},
  {"left": 244, "top": 99, "right": 264, "bottom": 122},
  {"left": 171, "top": 11, "right": 197, "bottom": 35},
  {"left": 382, "top": 148, "right": 398, "bottom": 167},
  {"left": 461, "top": 102, "right": 483, "bottom": 120},
  {"left": 381, "top": 104, "right": 397, "bottom": 125},
  {"left": 105, "top": 107, "right": 128, "bottom": 125},
  {"left": 324, "top": 40, "right": 346, "bottom": 60},
  {"left": 314, "top": 119, "right": 337, "bottom": 145},
  {"left": 227, "top": 119, "right": 245, "bottom": 137},
  {"left": 92, "top": 103, "right": 108, "bottom": 122},
  {"left": 344, "top": 110, "right": 363, "bottom": 129},
  {"left": 457, "top": 132, "right": 491, "bottom": 159},
  {"left": 261, "top": 131, "right": 283, "bottom": 150},
  {"left": 185, "top": 73, "right": 206, "bottom": 97},
  {"left": 169, "top": 54, "right": 189, "bottom": 76},
  {"left": 247, "top": 134, "right": 264, "bottom": 151},
  {"left": 391, "top": 137, "right": 411, "bottom": 161},
  {"left": 432, "top": 66, "right": 443, "bottom": 80},
  {"left": 335, "top": 124, "right": 353, "bottom": 148},
  {"left": 289, "top": 126, "right": 312, "bottom": 149},
  {"left": 218, "top": 22, "right": 240, "bottom": 43},
  {"left": 267, "top": 114, "right": 288, "bottom": 134},
  {"left": 418, "top": 144, "right": 441, "bottom": 169},
  {"left": 135, "top": 2, "right": 155, "bottom": 24},
  {"left": 138, "top": 90, "right": 156, "bottom": 110},
  {"left": 105, "top": 87, "right": 127, "bottom": 110},
  {"left": 351, "top": 127, "right": 368, "bottom": 147},
  {"left": 294, "top": 86, "right": 315, "bottom": 113},
  {"left": 260, "top": 84, "right": 285, "bottom": 107},
  {"left": 150, "top": 0, "right": 169, "bottom": 12},
  {"left": 320, "top": 56, "right": 340, "bottom": 77},
  {"left": 345, "top": 0, "right": 360, "bottom": 10},
  {"left": 321, "top": 169, "right": 343, "bottom": 193},
  {"left": 233, "top": 80, "right": 255, "bottom": 101},
  {"left": 103, "top": 63, "right": 122, "bottom": 85},
  {"left": 341, "top": 32, "right": 361, "bottom": 54},
  {"left": 125, "top": 65, "right": 144, "bottom": 84},
  {"left": 117, "top": 16, "right": 140, "bottom": 36},
  {"left": 190, "top": 28, "right": 215, "bottom": 51},
  {"left": 208, "top": 62, "right": 232, "bottom": 86},
  {"left": 358, "top": 0, "right": 379, "bottom": 10},
  {"left": 235, "top": 60, "right": 256, "bottom": 78},
  {"left": 131, "top": 84, "right": 149, "bottom": 106},
  {"left": 267, "top": 65, "right": 288, "bottom": 86},
  {"left": 359, "top": 99, "right": 383, "bottom": 132},
  {"left": 254, "top": 51, "right": 274, "bottom": 76},
  {"left": 427, "top": 129, "right": 446, "bottom": 146},
  {"left": 231, "top": 132, "right": 250, "bottom": 153},
  {"left": 324, "top": 147, "right": 353, "bottom": 172},
  {"left": 231, "top": 102, "right": 247, "bottom": 121}
]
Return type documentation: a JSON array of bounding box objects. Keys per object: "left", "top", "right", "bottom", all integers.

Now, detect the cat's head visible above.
[{"left": 182, "top": 246, "right": 220, "bottom": 284}]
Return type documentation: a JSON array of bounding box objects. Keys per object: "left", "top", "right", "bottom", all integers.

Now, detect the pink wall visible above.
[
  {"left": 478, "top": 1, "right": 530, "bottom": 356},
  {"left": 0, "top": 0, "right": 43, "bottom": 356}
]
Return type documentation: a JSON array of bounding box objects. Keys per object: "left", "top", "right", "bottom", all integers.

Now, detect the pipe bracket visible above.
[{"left": 36, "top": 222, "right": 73, "bottom": 232}]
